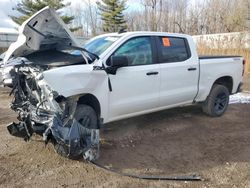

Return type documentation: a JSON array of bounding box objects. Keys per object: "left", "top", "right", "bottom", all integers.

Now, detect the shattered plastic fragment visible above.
[{"left": 43, "top": 117, "right": 100, "bottom": 160}]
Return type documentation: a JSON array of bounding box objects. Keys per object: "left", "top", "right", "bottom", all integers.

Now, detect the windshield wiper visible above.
[{"left": 68, "top": 45, "right": 100, "bottom": 61}]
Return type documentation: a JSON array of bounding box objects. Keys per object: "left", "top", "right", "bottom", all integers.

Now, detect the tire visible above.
[
  {"left": 74, "top": 104, "right": 98, "bottom": 130},
  {"left": 54, "top": 104, "right": 99, "bottom": 159},
  {"left": 202, "top": 84, "right": 230, "bottom": 117}
]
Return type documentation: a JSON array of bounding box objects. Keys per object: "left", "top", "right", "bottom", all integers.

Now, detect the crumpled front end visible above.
[{"left": 7, "top": 64, "right": 100, "bottom": 161}]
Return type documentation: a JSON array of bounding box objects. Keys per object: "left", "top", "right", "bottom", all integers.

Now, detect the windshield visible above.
[{"left": 72, "top": 36, "right": 120, "bottom": 56}]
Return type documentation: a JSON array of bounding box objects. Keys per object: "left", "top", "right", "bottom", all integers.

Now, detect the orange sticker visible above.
[{"left": 162, "top": 38, "right": 170, "bottom": 47}]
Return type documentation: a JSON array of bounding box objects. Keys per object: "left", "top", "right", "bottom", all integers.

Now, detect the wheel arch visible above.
[
  {"left": 77, "top": 94, "right": 101, "bottom": 117},
  {"left": 213, "top": 76, "right": 233, "bottom": 94}
]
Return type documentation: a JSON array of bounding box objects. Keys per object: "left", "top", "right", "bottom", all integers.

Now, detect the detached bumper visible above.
[
  {"left": 7, "top": 114, "right": 100, "bottom": 161},
  {"left": 7, "top": 122, "right": 32, "bottom": 141}
]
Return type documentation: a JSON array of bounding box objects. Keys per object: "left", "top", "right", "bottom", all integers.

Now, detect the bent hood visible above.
[{"left": 4, "top": 6, "right": 80, "bottom": 64}]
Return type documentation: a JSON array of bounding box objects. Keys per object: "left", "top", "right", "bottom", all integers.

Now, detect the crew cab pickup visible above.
[{"left": 2, "top": 7, "right": 245, "bottom": 161}]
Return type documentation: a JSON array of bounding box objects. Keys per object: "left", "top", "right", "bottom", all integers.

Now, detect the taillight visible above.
[{"left": 242, "top": 59, "right": 246, "bottom": 76}]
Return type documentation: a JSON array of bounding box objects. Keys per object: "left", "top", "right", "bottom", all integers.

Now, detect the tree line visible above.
[
  {"left": 11, "top": 0, "right": 250, "bottom": 36},
  {"left": 126, "top": 0, "right": 250, "bottom": 35}
]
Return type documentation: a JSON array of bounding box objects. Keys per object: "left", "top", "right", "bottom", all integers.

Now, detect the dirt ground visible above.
[{"left": 0, "top": 75, "right": 250, "bottom": 188}]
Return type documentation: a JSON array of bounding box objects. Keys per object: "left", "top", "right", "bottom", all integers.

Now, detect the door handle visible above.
[
  {"left": 146, "top": 71, "right": 159, "bottom": 76},
  {"left": 187, "top": 67, "right": 197, "bottom": 71}
]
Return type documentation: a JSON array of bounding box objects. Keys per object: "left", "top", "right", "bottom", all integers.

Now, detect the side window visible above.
[
  {"left": 113, "top": 37, "right": 153, "bottom": 66},
  {"left": 157, "top": 36, "right": 190, "bottom": 63}
]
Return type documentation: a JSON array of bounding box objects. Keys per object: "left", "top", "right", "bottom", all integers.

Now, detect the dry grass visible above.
[
  {"left": 0, "top": 48, "right": 7, "bottom": 54},
  {"left": 197, "top": 47, "right": 250, "bottom": 74},
  {"left": 196, "top": 32, "right": 250, "bottom": 74}
]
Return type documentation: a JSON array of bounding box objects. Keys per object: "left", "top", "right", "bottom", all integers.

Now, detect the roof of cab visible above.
[{"left": 97, "top": 31, "right": 190, "bottom": 39}]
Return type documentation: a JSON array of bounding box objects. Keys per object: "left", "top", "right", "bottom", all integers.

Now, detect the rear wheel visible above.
[{"left": 202, "top": 84, "right": 230, "bottom": 117}]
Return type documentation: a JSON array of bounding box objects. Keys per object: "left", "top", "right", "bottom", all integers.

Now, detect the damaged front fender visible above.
[{"left": 8, "top": 64, "right": 100, "bottom": 161}]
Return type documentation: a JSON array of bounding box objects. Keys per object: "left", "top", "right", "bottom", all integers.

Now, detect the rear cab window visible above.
[{"left": 156, "top": 36, "right": 191, "bottom": 63}]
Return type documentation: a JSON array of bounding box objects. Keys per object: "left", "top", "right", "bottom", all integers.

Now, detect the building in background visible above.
[{"left": 0, "top": 28, "right": 18, "bottom": 49}]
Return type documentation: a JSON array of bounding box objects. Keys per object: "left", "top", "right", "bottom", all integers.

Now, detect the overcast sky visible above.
[
  {"left": 0, "top": 0, "right": 141, "bottom": 28},
  {"left": 0, "top": 0, "right": 195, "bottom": 29},
  {"left": 0, "top": 0, "right": 20, "bottom": 28}
]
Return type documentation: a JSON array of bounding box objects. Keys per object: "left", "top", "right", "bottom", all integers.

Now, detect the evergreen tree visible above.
[
  {"left": 10, "top": 0, "right": 79, "bottom": 31},
  {"left": 97, "top": 0, "right": 127, "bottom": 32}
]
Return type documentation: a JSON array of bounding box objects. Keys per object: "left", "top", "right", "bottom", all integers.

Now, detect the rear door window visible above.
[{"left": 156, "top": 37, "right": 191, "bottom": 63}]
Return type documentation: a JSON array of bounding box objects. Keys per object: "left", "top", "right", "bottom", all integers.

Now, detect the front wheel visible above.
[
  {"left": 202, "top": 84, "right": 230, "bottom": 117},
  {"left": 54, "top": 104, "right": 100, "bottom": 160}
]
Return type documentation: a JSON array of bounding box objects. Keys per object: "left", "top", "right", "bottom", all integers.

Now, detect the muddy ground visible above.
[{"left": 0, "top": 75, "right": 250, "bottom": 188}]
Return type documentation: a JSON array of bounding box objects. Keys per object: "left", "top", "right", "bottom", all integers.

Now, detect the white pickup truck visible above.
[{"left": 2, "top": 7, "right": 245, "bottom": 160}]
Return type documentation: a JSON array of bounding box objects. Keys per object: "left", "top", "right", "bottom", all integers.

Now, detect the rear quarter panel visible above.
[{"left": 196, "top": 57, "right": 243, "bottom": 102}]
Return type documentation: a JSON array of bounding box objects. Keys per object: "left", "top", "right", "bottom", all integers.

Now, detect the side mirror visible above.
[
  {"left": 106, "top": 55, "right": 128, "bottom": 75},
  {"left": 111, "top": 55, "right": 128, "bottom": 67}
]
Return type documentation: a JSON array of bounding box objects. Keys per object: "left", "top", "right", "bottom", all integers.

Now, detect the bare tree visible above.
[
  {"left": 140, "top": 0, "right": 163, "bottom": 31},
  {"left": 69, "top": 0, "right": 99, "bottom": 37},
  {"left": 83, "top": 0, "right": 99, "bottom": 36},
  {"left": 70, "top": 0, "right": 249, "bottom": 36}
]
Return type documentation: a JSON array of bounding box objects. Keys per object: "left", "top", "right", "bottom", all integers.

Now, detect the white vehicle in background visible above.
[
  {"left": 1, "top": 7, "right": 245, "bottom": 161},
  {"left": 0, "top": 52, "right": 13, "bottom": 86}
]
